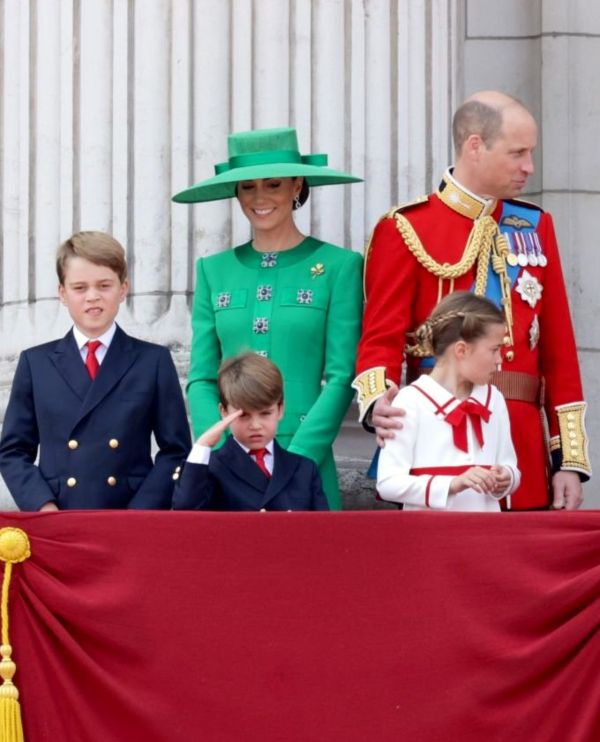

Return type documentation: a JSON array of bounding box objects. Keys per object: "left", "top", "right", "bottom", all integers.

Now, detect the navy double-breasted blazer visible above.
[
  {"left": 172, "top": 437, "right": 329, "bottom": 511},
  {"left": 0, "top": 326, "right": 192, "bottom": 510}
]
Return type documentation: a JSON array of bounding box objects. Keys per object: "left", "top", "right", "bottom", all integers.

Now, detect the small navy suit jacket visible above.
[
  {"left": 172, "top": 437, "right": 329, "bottom": 511},
  {"left": 0, "top": 326, "right": 192, "bottom": 510}
]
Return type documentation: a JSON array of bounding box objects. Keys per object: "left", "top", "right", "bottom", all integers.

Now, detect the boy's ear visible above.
[
  {"left": 58, "top": 284, "right": 66, "bottom": 304},
  {"left": 218, "top": 403, "right": 227, "bottom": 419},
  {"left": 119, "top": 280, "right": 129, "bottom": 302},
  {"left": 277, "top": 401, "right": 284, "bottom": 420}
]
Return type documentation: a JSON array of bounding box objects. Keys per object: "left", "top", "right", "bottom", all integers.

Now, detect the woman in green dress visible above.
[{"left": 173, "top": 128, "right": 362, "bottom": 509}]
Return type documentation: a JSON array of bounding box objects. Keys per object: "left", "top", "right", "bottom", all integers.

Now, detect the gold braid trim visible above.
[
  {"left": 398, "top": 214, "right": 499, "bottom": 357},
  {"left": 352, "top": 367, "right": 390, "bottom": 422},
  {"left": 394, "top": 212, "right": 497, "bottom": 289},
  {"left": 556, "top": 403, "right": 591, "bottom": 475},
  {"left": 491, "top": 233, "right": 514, "bottom": 350}
]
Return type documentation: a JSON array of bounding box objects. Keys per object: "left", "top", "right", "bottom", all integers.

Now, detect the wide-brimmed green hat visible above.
[{"left": 172, "top": 127, "right": 362, "bottom": 203}]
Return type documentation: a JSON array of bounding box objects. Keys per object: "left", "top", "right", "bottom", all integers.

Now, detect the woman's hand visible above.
[{"left": 196, "top": 410, "right": 243, "bottom": 448}]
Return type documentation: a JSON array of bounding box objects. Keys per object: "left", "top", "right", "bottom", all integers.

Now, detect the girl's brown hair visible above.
[{"left": 415, "top": 291, "right": 505, "bottom": 358}]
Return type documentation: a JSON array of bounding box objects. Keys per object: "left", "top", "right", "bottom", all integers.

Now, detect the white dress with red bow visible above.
[{"left": 377, "top": 374, "right": 521, "bottom": 511}]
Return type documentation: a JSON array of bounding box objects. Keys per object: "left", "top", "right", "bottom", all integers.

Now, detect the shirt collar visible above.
[
  {"left": 72, "top": 322, "right": 117, "bottom": 351},
  {"left": 413, "top": 374, "right": 491, "bottom": 410},
  {"left": 234, "top": 438, "right": 275, "bottom": 456}
]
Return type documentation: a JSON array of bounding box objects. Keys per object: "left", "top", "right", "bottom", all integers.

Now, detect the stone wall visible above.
[{"left": 462, "top": 0, "right": 599, "bottom": 504}]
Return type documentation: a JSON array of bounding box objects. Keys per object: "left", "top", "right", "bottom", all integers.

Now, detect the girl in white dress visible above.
[{"left": 377, "top": 292, "right": 520, "bottom": 511}]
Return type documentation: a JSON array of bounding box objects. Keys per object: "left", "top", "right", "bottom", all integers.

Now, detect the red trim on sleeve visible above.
[{"left": 425, "top": 476, "right": 435, "bottom": 508}]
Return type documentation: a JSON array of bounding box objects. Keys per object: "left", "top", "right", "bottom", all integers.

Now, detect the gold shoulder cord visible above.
[{"left": 395, "top": 213, "right": 515, "bottom": 356}]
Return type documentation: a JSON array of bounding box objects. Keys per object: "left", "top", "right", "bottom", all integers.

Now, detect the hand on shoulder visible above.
[{"left": 373, "top": 384, "right": 405, "bottom": 447}]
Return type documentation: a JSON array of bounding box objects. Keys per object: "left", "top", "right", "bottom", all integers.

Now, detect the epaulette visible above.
[
  {"left": 363, "top": 195, "right": 429, "bottom": 299},
  {"left": 504, "top": 197, "right": 544, "bottom": 213},
  {"left": 386, "top": 195, "right": 429, "bottom": 217}
]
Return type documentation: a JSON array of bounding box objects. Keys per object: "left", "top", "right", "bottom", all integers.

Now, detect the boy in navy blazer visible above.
[
  {"left": 172, "top": 353, "right": 328, "bottom": 511},
  {"left": 0, "top": 231, "right": 191, "bottom": 510}
]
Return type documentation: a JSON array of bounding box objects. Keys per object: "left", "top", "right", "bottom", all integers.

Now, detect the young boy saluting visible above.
[
  {"left": 173, "top": 352, "right": 329, "bottom": 511},
  {"left": 0, "top": 231, "right": 191, "bottom": 510}
]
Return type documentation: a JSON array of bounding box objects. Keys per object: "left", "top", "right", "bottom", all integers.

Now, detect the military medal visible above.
[
  {"left": 529, "top": 315, "right": 540, "bottom": 350},
  {"left": 502, "top": 233, "right": 519, "bottom": 266},
  {"left": 516, "top": 234, "right": 528, "bottom": 266},
  {"left": 525, "top": 234, "right": 538, "bottom": 266},
  {"left": 516, "top": 270, "right": 543, "bottom": 308},
  {"left": 533, "top": 234, "right": 547, "bottom": 267}
]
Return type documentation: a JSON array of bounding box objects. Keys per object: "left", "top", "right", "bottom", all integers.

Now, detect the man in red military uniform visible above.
[{"left": 353, "top": 90, "right": 591, "bottom": 510}]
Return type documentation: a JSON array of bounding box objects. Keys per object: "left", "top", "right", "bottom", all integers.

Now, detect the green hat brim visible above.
[{"left": 172, "top": 164, "right": 362, "bottom": 204}]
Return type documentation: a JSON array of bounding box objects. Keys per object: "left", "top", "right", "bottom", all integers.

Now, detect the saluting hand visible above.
[{"left": 196, "top": 409, "right": 243, "bottom": 448}]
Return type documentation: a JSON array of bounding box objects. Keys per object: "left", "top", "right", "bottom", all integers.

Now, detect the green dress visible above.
[{"left": 187, "top": 237, "right": 363, "bottom": 509}]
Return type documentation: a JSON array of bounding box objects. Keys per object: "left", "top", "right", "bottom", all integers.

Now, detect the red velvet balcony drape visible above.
[{"left": 0, "top": 510, "right": 599, "bottom": 742}]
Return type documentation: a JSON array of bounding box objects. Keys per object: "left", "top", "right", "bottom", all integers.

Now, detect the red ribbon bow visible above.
[{"left": 444, "top": 399, "right": 491, "bottom": 453}]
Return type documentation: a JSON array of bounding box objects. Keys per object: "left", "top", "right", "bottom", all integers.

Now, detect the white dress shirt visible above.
[
  {"left": 187, "top": 437, "right": 275, "bottom": 474},
  {"left": 72, "top": 323, "right": 117, "bottom": 366}
]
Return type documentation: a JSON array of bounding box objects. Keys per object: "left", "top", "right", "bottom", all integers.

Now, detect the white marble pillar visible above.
[{"left": 0, "top": 0, "right": 460, "bottom": 508}]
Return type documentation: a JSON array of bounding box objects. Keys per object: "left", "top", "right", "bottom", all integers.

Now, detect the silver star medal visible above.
[
  {"left": 529, "top": 315, "right": 540, "bottom": 350},
  {"left": 516, "top": 270, "right": 543, "bottom": 308}
]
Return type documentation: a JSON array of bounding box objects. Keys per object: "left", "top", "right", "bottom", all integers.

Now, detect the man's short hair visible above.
[
  {"left": 56, "top": 231, "right": 128, "bottom": 285},
  {"left": 452, "top": 93, "right": 528, "bottom": 154},
  {"left": 218, "top": 352, "right": 283, "bottom": 410},
  {"left": 452, "top": 100, "right": 506, "bottom": 153}
]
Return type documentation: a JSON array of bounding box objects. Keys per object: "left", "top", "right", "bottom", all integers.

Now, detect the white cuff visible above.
[{"left": 187, "top": 444, "right": 211, "bottom": 465}]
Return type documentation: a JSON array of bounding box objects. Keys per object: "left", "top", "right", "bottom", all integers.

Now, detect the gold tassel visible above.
[{"left": 0, "top": 528, "right": 31, "bottom": 742}]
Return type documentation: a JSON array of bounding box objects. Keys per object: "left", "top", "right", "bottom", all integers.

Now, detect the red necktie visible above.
[
  {"left": 85, "top": 340, "right": 102, "bottom": 380},
  {"left": 444, "top": 399, "right": 490, "bottom": 453},
  {"left": 251, "top": 448, "right": 271, "bottom": 478}
]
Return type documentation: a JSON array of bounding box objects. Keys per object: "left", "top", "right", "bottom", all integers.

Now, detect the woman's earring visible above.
[{"left": 293, "top": 195, "right": 301, "bottom": 210}]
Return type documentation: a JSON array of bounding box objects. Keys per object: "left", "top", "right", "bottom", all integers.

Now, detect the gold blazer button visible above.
[
  {"left": 66, "top": 477, "right": 77, "bottom": 487},
  {"left": 107, "top": 476, "right": 117, "bottom": 486},
  {"left": 68, "top": 440, "right": 79, "bottom": 450},
  {"left": 109, "top": 439, "right": 119, "bottom": 449}
]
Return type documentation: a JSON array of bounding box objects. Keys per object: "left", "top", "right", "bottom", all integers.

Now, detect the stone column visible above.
[{"left": 0, "top": 0, "right": 460, "bottom": 508}]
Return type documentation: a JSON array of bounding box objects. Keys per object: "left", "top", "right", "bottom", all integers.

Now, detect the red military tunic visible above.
[{"left": 353, "top": 170, "right": 590, "bottom": 509}]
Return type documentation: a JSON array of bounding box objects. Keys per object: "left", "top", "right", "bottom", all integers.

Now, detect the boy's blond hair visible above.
[
  {"left": 218, "top": 353, "right": 283, "bottom": 410},
  {"left": 56, "top": 231, "right": 128, "bottom": 284}
]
